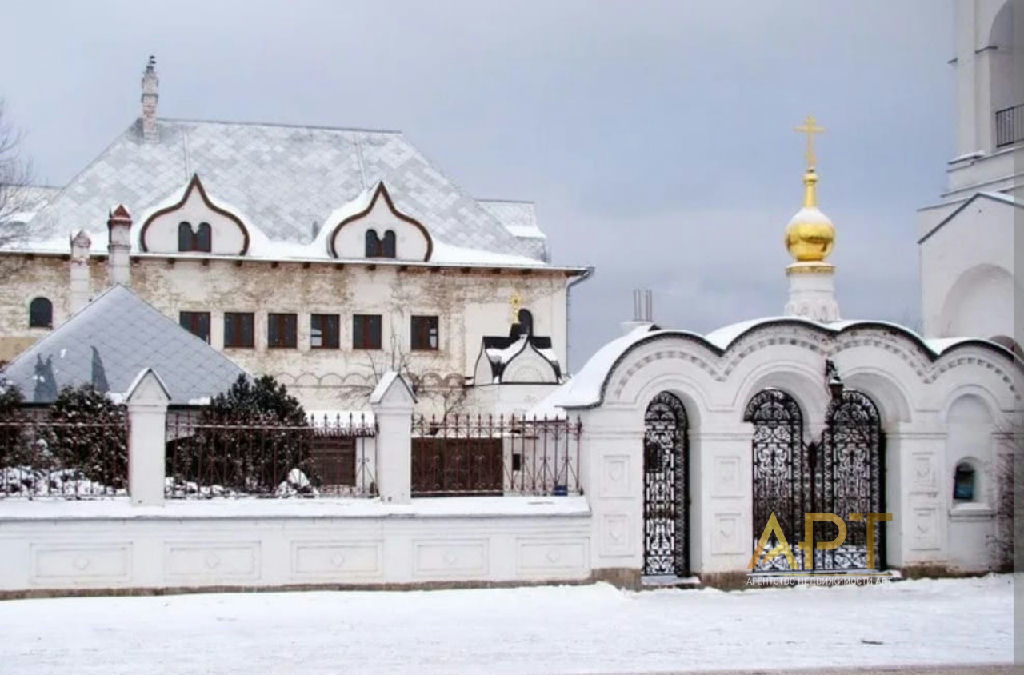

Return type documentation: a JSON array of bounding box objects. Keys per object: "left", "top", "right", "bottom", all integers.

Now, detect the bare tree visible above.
[
  {"left": 0, "top": 101, "right": 33, "bottom": 247},
  {"left": 333, "top": 333, "right": 466, "bottom": 417}
]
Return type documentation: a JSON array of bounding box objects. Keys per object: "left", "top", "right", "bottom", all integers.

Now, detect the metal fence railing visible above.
[
  {"left": 0, "top": 412, "right": 129, "bottom": 499},
  {"left": 995, "top": 103, "right": 1023, "bottom": 148},
  {"left": 410, "top": 414, "right": 582, "bottom": 497},
  {"left": 165, "top": 409, "right": 376, "bottom": 499}
]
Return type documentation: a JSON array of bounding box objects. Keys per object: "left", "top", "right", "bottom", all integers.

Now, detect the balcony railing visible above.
[{"left": 995, "top": 104, "right": 1023, "bottom": 148}]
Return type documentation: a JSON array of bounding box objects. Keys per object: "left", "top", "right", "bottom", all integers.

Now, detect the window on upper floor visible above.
[
  {"left": 28, "top": 297, "right": 53, "bottom": 329},
  {"left": 178, "top": 221, "right": 213, "bottom": 253},
  {"left": 179, "top": 311, "right": 211, "bottom": 343},
  {"left": 365, "top": 229, "right": 396, "bottom": 259},
  {"left": 268, "top": 313, "right": 298, "bottom": 349},
  {"left": 310, "top": 314, "right": 340, "bottom": 349},
  {"left": 353, "top": 314, "right": 382, "bottom": 349},
  {"left": 224, "top": 312, "right": 255, "bottom": 348},
  {"left": 411, "top": 315, "right": 438, "bottom": 351},
  {"left": 953, "top": 462, "right": 976, "bottom": 501}
]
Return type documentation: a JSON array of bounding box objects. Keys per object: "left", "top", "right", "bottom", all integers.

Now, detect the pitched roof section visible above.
[
  {"left": 1, "top": 285, "right": 247, "bottom": 404},
  {"left": 917, "top": 191, "right": 1022, "bottom": 244},
  {"left": 26, "top": 118, "right": 543, "bottom": 261}
]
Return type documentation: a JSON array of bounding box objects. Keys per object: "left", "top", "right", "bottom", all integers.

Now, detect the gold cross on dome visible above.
[
  {"left": 795, "top": 115, "right": 825, "bottom": 167},
  {"left": 509, "top": 291, "right": 523, "bottom": 324}
]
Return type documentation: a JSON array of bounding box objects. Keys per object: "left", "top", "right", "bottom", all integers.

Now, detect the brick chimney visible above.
[
  {"left": 69, "top": 230, "right": 92, "bottom": 314},
  {"left": 141, "top": 55, "right": 159, "bottom": 142},
  {"left": 107, "top": 205, "right": 132, "bottom": 286}
]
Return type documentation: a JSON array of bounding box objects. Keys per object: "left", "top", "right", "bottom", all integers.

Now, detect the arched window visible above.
[
  {"left": 28, "top": 297, "right": 53, "bottom": 328},
  {"left": 196, "top": 222, "right": 212, "bottom": 252},
  {"left": 178, "top": 222, "right": 193, "bottom": 252},
  {"left": 953, "top": 462, "right": 976, "bottom": 501},
  {"left": 365, "top": 230, "right": 380, "bottom": 257},
  {"left": 381, "top": 230, "right": 396, "bottom": 258},
  {"left": 178, "top": 221, "right": 212, "bottom": 252}
]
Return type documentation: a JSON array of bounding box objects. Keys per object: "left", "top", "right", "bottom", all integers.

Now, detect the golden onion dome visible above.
[{"left": 785, "top": 168, "right": 834, "bottom": 262}]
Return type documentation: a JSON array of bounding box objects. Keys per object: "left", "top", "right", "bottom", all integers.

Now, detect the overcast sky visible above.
[{"left": 2, "top": 1, "right": 953, "bottom": 367}]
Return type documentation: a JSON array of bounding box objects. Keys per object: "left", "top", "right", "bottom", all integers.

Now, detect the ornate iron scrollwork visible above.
[
  {"left": 819, "top": 390, "right": 885, "bottom": 570},
  {"left": 747, "top": 387, "right": 885, "bottom": 572},
  {"left": 643, "top": 392, "right": 689, "bottom": 576}
]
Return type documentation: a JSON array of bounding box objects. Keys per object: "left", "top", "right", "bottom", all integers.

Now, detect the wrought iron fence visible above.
[
  {"left": 410, "top": 414, "right": 582, "bottom": 497},
  {"left": 165, "top": 409, "right": 376, "bottom": 498},
  {"left": 0, "top": 411, "right": 129, "bottom": 499},
  {"left": 995, "top": 103, "right": 1023, "bottom": 148}
]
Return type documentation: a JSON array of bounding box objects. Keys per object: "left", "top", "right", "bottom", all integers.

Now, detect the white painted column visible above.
[
  {"left": 575, "top": 405, "right": 645, "bottom": 586},
  {"left": 369, "top": 372, "right": 415, "bottom": 504},
  {"left": 126, "top": 369, "right": 171, "bottom": 507},
  {"left": 693, "top": 421, "right": 755, "bottom": 576},
  {"left": 889, "top": 424, "right": 946, "bottom": 569}
]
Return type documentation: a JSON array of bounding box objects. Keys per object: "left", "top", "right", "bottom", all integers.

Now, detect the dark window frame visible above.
[
  {"left": 179, "top": 311, "right": 211, "bottom": 343},
  {"left": 224, "top": 312, "right": 255, "bottom": 349},
  {"left": 310, "top": 313, "right": 340, "bottom": 349},
  {"left": 365, "top": 229, "right": 397, "bottom": 259},
  {"left": 353, "top": 314, "right": 383, "bottom": 350},
  {"left": 28, "top": 297, "right": 53, "bottom": 329},
  {"left": 177, "top": 220, "right": 213, "bottom": 252},
  {"left": 267, "top": 313, "right": 298, "bottom": 349},
  {"left": 953, "top": 462, "right": 976, "bottom": 501},
  {"left": 410, "top": 315, "right": 439, "bottom": 351}
]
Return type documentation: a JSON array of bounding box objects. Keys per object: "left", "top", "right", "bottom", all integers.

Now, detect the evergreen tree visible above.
[{"left": 168, "top": 375, "right": 316, "bottom": 496}]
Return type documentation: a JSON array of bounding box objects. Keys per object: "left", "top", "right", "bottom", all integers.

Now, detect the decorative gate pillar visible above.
[
  {"left": 573, "top": 405, "right": 646, "bottom": 589},
  {"left": 126, "top": 368, "right": 171, "bottom": 507},
  {"left": 369, "top": 372, "right": 416, "bottom": 505},
  {"left": 692, "top": 420, "right": 755, "bottom": 580}
]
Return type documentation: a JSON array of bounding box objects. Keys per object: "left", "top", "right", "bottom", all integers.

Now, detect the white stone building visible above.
[
  {"left": 918, "top": 0, "right": 1022, "bottom": 346},
  {"left": 0, "top": 58, "right": 587, "bottom": 413}
]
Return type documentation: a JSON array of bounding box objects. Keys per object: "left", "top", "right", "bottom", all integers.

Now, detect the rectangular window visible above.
[
  {"left": 179, "top": 311, "right": 211, "bottom": 343},
  {"left": 410, "top": 315, "right": 439, "bottom": 351},
  {"left": 352, "top": 314, "right": 382, "bottom": 350},
  {"left": 268, "top": 313, "right": 298, "bottom": 349},
  {"left": 224, "top": 312, "right": 254, "bottom": 348},
  {"left": 310, "top": 314, "right": 340, "bottom": 349}
]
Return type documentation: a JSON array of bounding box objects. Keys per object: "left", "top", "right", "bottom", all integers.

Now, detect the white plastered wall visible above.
[{"left": 920, "top": 198, "right": 1018, "bottom": 338}]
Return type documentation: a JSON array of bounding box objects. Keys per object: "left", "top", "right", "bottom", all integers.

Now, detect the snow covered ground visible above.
[{"left": 0, "top": 575, "right": 1012, "bottom": 674}]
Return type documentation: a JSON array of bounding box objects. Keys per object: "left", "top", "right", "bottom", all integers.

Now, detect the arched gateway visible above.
[
  {"left": 642, "top": 391, "right": 689, "bottom": 577},
  {"left": 746, "top": 387, "right": 885, "bottom": 572}
]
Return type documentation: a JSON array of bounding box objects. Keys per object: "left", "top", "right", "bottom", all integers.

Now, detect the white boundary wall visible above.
[{"left": 0, "top": 499, "right": 591, "bottom": 593}]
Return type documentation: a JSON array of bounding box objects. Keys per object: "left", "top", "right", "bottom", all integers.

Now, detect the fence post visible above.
[
  {"left": 125, "top": 368, "right": 171, "bottom": 507},
  {"left": 369, "top": 372, "right": 415, "bottom": 504}
]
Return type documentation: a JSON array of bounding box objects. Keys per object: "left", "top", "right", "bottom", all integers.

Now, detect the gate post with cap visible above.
[
  {"left": 125, "top": 368, "right": 171, "bottom": 507},
  {"left": 369, "top": 371, "right": 415, "bottom": 505}
]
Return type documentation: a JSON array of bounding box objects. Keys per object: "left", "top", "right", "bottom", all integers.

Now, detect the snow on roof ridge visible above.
[{"left": 159, "top": 116, "right": 402, "bottom": 135}]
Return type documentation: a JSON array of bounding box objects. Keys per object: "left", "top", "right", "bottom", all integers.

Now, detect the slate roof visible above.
[
  {"left": 25, "top": 118, "right": 543, "bottom": 261},
  {"left": 1, "top": 285, "right": 247, "bottom": 404}
]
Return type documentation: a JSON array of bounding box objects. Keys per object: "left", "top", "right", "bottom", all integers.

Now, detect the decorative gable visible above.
[
  {"left": 328, "top": 183, "right": 432, "bottom": 261},
  {"left": 139, "top": 174, "right": 250, "bottom": 255}
]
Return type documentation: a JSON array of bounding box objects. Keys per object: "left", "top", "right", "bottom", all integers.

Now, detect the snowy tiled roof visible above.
[
  {"left": 24, "top": 118, "right": 544, "bottom": 262},
  {"left": 478, "top": 200, "right": 547, "bottom": 262},
  {"left": 1, "top": 285, "right": 246, "bottom": 404}
]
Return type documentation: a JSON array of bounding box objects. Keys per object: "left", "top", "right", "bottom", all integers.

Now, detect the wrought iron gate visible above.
[
  {"left": 818, "top": 390, "right": 885, "bottom": 570},
  {"left": 747, "top": 387, "right": 885, "bottom": 572},
  {"left": 643, "top": 392, "right": 689, "bottom": 576},
  {"left": 746, "top": 389, "right": 808, "bottom": 572}
]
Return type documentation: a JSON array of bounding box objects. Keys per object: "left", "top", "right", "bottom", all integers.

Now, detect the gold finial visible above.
[
  {"left": 795, "top": 115, "right": 825, "bottom": 168},
  {"left": 785, "top": 115, "right": 835, "bottom": 263},
  {"left": 509, "top": 291, "right": 523, "bottom": 324}
]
